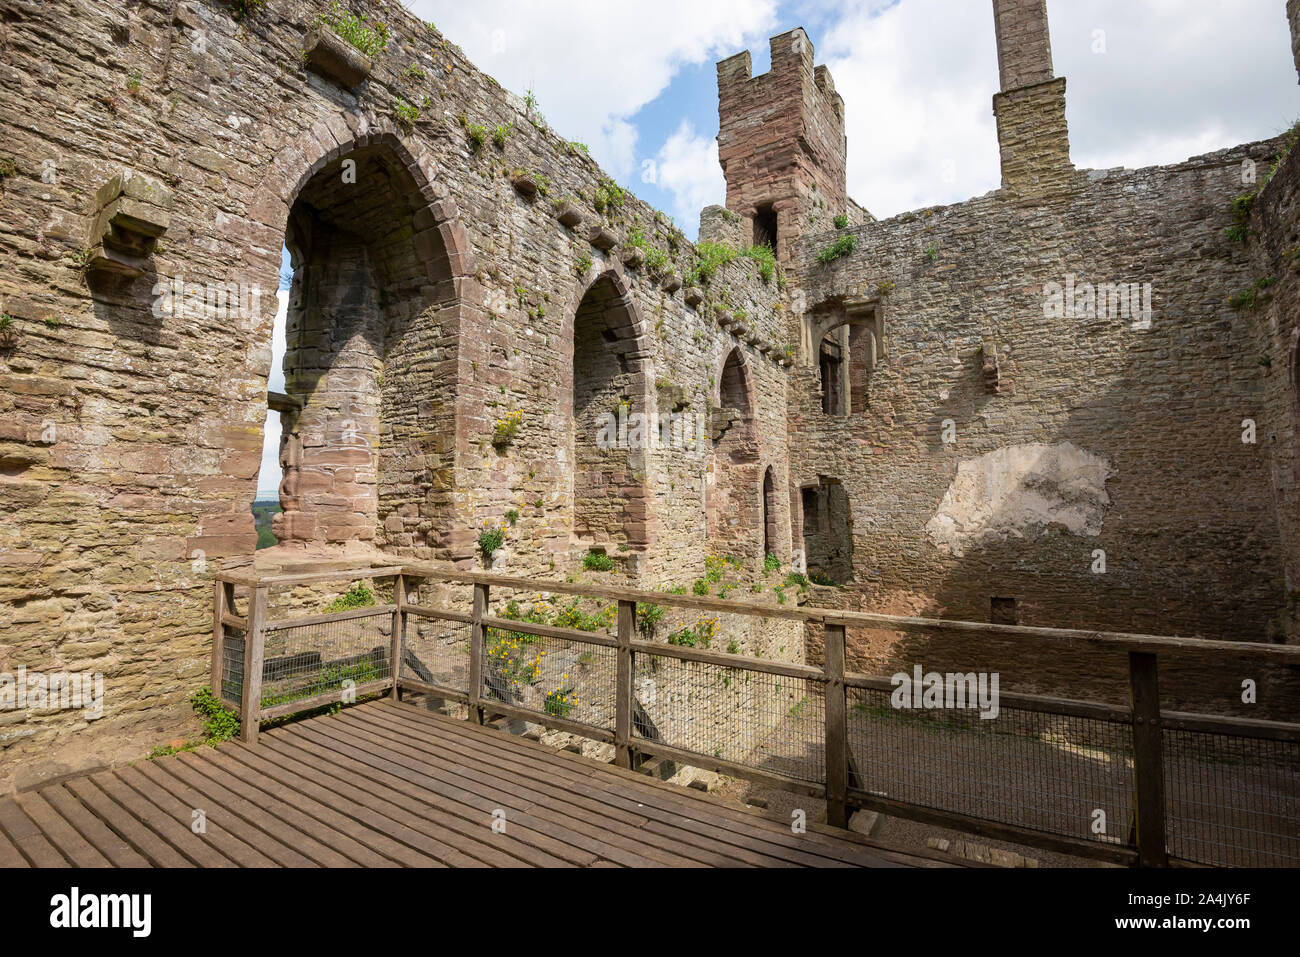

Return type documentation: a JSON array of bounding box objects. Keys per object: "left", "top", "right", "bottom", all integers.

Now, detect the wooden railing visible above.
[{"left": 212, "top": 562, "right": 1300, "bottom": 868}]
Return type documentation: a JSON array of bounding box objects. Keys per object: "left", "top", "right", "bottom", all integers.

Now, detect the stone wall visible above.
[
  {"left": 0, "top": 0, "right": 791, "bottom": 788},
  {"left": 787, "top": 139, "right": 1298, "bottom": 715}
]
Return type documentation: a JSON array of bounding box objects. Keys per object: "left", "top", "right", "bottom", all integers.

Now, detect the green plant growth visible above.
[
  {"left": 1229, "top": 276, "right": 1277, "bottom": 310},
  {"left": 478, "top": 523, "right": 506, "bottom": 560},
  {"left": 404, "top": 63, "right": 426, "bottom": 80},
  {"left": 833, "top": 214, "right": 849, "bottom": 229},
  {"left": 0, "top": 158, "right": 16, "bottom": 180},
  {"left": 229, "top": 0, "right": 267, "bottom": 20},
  {"left": 315, "top": 1, "right": 390, "bottom": 57},
  {"left": 593, "top": 177, "right": 625, "bottom": 215},
  {"left": 393, "top": 97, "right": 419, "bottom": 129},
  {"left": 636, "top": 602, "right": 665, "bottom": 639},
  {"left": 583, "top": 550, "right": 616, "bottom": 572},
  {"left": 764, "top": 553, "right": 781, "bottom": 575},
  {"left": 575, "top": 253, "right": 593, "bottom": 276},
  {"left": 465, "top": 122, "right": 488, "bottom": 150},
  {"left": 816, "top": 234, "right": 857, "bottom": 263},
  {"left": 544, "top": 686, "right": 576, "bottom": 717},
  {"left": 1227, "top": 120, "right": 1300, "bottom": 242},
  {"left": 322, "top": 581, "right": 376, "bottom": 614},
  {"left": 492, "top": 123, "right": 513, "bottom": 149},
  {"left": 492, "top": 409, "right": 522, "bottom": 447},
  {"left": 667, "top": 616, "right": 719, "bottom": 649},
  {"left": 0, "top": 313, "right": 17, "bottom": 351}
]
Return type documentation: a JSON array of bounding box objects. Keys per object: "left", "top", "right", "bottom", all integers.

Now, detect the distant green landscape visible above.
[{"left": 252, "top": 498, "right": 281, "bottom": 549}]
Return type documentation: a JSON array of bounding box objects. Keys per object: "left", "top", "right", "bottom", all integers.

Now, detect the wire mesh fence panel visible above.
[
  {"left": 847, "top": 687, "right": 1135, "bottom": 847},
  {"left": 221, "top": 630, "right": 245, "bottom": 707},
  {"left": 259, "top": 612, "right": 392, "bottom": 711},
  {"left": 1163, "top": 730, "right": 1300, "bottom": 867},
  {"left": 403, "top": 616, "right": 471, "bottom": 694},
  {"left": 633, "top": 652, "right": 826, "bottom": 783},
  {"left": 480, "top": 622, "right": 616, "bottom": 732}
]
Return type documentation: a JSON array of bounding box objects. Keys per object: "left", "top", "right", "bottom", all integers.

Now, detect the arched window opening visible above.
[
  {"left": 572, "top": 273, "right": 652, "bottom": 548},
  {"left": 708, "top": 348, "right": 763, "bottom": 560},
  {"left": 814, "top": 304, "right": 883, "bottom": 417},
  {"left": 762, "top": 466, "right": 779, "bottom": 560}
]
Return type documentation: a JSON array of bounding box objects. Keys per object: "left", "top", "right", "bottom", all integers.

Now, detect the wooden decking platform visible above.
[{"left": 0, "top": 700, "right": 951, "bottom": 868}]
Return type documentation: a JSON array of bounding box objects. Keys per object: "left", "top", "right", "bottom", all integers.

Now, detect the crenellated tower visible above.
[{"left": 716, "top": 29, "right": 849, "bottom": 264}]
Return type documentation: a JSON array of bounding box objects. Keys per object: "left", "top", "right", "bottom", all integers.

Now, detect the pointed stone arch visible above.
[
  {"left": 241, "top": 116, "right": 476, "bottom": 557},
  {"left": 564, "top": 263, "right": 657, "bottom": 549}
]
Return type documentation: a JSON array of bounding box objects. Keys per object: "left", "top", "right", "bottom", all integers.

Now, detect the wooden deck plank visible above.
[
  {"left": 0, "top": 806, "right": 32, "bottom": 867},
  {"left": 133, "top": 759, "right": 319, "bottom": 868},
  {"left": 243, "top": 736, "right": 492, "bottom": 868},
  {"left": 257, "top": 728, "right": 568, "bottom": 868},
  {"left": 122, "top": 762, "right": 282, "bottom": 868},
  {"left": 14, "top": 791, "right": 112, "bottom": 868},
  {"left": 168, "top": 753, "right": 358, "bottom": 867},
  {"left": 63, "top": 777, "right": 193, "bottom": 868},
  {"left": 1, "top": 698, "right": 948, "bottom": 869},
  {"left": 187, "top": 748, "right": 410, "bottom": 867},
  {"left": 312, "top": 712, "right": 709, "bottom": 868},
  {"left": 93, "top": 770, "right": 237, "bottom": 868},
  {"left": 395, "top": 705, "right": 899, "bottom": 867},
  {"left": 0, "top": 794, "right": 68, "bottom": 867},
  {"left": 256, "top": 733, "right": 539, "bottom": 868},
  {"left": 378, "top": 703, "right": 866, "bottom": 867},
  {"left": 210, "top": 745, "right": 449, "bottom": 868},
  {"left": 39, "top": 784, "right": 150, "bottom": 868},
  {"left": 281, "top": 720, "right": 599, "bottom": 866},
  {"left": 347, "top": 707, "right": 761, "bottom": 867}
]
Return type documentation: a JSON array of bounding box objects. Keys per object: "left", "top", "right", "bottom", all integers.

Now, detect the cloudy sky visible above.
[{"left": 257, "top": 0, "right": 1300, "bottom": 494}]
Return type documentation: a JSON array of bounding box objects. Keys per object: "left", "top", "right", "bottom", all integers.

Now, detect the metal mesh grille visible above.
[
  {"left": 1164, "top": 730, "right": 1300, "bottom": 867},
  {"left": 260, "top": 613, "right": 392, "bottom": 710},
  {"left": 633, "top": 652, "right": 826, "bottom": 783},
  {"left": 847, "top": 687, "right": 1135, "bottom": 847},
  {"left": 221, "top": 630, "right": 245, "bottom": 707},
  {"left": 402, "top": 616, "right": 471, "bottom": 693},
  {"left": 480, "top": 623, "right": 616, "bottom": 731}
]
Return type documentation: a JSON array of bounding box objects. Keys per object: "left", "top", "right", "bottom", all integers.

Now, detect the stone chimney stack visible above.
[{"left": 991, "top": 0, "right": 1074, "bottom": 196}]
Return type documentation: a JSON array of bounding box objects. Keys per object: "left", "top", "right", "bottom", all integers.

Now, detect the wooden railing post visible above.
[
  {"left": 211, "top": 579, "right": 231, "bottom": 698},
  {"left": 468, "top": 582, "right": 488, "bottom": 725},
  {"left": 1129, "top": 651, "right": 1168, "bottom": 867},
  {"left": 823, "top": 622, "right": 849, "bottom": 829},
  {"left": 390, "top": 573, "right": 406, "bottom": 700},
  {"left": 239, "top": 584, "right": 268, "bottom": 745},
  {"left": 615, "top": 599, "right": 635, "bottom": 770}
]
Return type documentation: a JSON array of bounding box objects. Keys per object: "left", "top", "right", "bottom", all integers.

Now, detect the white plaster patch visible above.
[{"left": 926, "top": 442, "right": 1112, "bottom": 557}]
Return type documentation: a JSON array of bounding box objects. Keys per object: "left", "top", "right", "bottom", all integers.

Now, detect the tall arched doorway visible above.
[{"left": 269, "top": 138, "right": 463, "bottom": 555}]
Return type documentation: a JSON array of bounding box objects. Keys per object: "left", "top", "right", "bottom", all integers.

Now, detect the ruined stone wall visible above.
[
  {"left": 1250, "top": 144, "right": 1300, "bottom": 638},
  {"left": 787, "top": 140, "right": 1297, "bottom": 714},
  {"left": 0, "top": 0, "right": 791, "bottom": 788}
]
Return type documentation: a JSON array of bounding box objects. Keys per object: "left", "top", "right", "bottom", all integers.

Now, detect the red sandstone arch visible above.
[{"left": 241, "top": 117, "right": 476, "bottom": 556}]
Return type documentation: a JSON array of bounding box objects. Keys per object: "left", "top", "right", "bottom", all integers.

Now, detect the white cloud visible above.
[
  {"left": 405, "top": 0, "right": 779, "bottom": 181},
  {"left": 257, "top": 290, "right": 288, "bottom": 498},
  {"left": 654, "top": 120, "right": 726, "bottom": 232},
  {"left": 817, "top": 0, "right": 1300, "bottom": 220}
]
